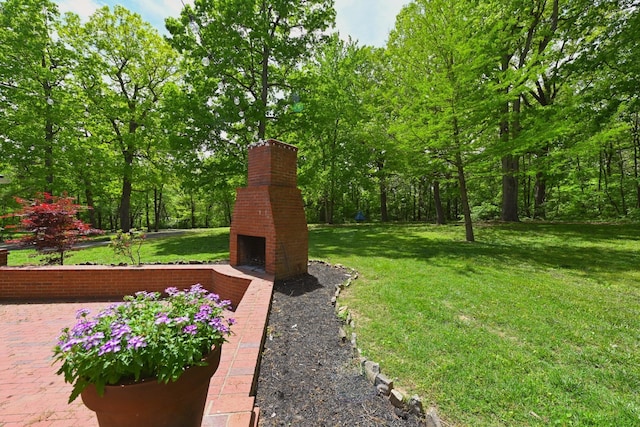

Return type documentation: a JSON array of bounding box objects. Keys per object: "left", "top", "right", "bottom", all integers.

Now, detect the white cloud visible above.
[
  {"left": 54, "top": 0, "right": 190, "bottom": 32},
  {"left": 55, "top": 0, "right": 102, "bottom": 21},
  {"left": 334, "top": 0, "right": 409, "bottom": 47},
  {"left": 132, "top": 0, "right": 189, "bottom": 21},
  {"left": 54, "top": 0, "right": 407, "bottom": 47}
]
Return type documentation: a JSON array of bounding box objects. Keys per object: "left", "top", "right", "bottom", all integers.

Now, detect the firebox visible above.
[
  {"left": 236, "top": 235, "right": 266, "bottom": 269},
  {"left": 229, "top": 139, "right": 308, "bottom": 280}
]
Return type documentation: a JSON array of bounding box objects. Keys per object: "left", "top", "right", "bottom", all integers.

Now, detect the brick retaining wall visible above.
[{"left": 0, "top": 264, "right": 253, "bottom": 309}]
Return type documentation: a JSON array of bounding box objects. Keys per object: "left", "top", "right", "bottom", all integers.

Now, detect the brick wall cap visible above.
[{"left": 248, "top": 139, "right": 298, "bottom": 152}]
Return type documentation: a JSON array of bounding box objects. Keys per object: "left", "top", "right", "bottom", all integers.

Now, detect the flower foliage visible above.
[
  {"left": 5, "top": 192, "right": 102, "bottom": 264},
  {"left": 53, "top": 284, "right": 235, "bottom": 403}
]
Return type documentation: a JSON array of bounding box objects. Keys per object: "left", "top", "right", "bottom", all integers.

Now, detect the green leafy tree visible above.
[
  {"left": 62, "top": 6, "right": 179, "bottom": 232},
  {"left": 480, "top": 0, "right": 613, "bottom": 220},
  {"left": 389, "top": 0, "right": 495, "bottom": 241},
  {"left": 165, "top": 0, "right": 336, "bottom": 197},
  {"left": 0, "top": 0, "right": 76, "bottom": 194},
  {"left": 168, "top": 0, "right": 335, "bottom": 141},
  {"left": 286, "top": 36, "right": 378, "bottom": 223}
]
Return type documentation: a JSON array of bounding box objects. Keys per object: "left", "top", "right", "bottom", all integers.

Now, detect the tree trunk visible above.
[
  {"left": 205, "top": 203, "right": 213, "bottom": 228},
  {"left": 499, "top": 51, "right": 519, "bottom": 222},
  {"left": 153, "top": 186, "right": 162, "bottom": 232},
  {"left": 325, "top": 118, "right": 339, "bottom": 224},
  {"left": 258, "top": 43, "right": 270, "bottom": 140},
  {"left": 455, "top": 153, "right": 474, "bottom": 242},
  {"left": 44, "top": 94, "right": 55, "bottom": 194},
  {"left": 533, "top": 171, "right": 546, "bottom": 219},
  {"left": 145, "top": 191, "right": 151, "bottom": 232},
  {"left": 43, "top": 65, "right": 54, "bottom": 193},
  {"left": 190, "top": 193, "right": 196, "bottom": 228},
  {"left": 44, "top": 119, "right": 54, "bottom": 194},
  {"left": 417, "top": 179, "right": 424, "bottom": 221},
  {"left": 619, "top": 149, "right": 627, "bottom": 215},
  {"left": 323, "top": 193, "right": 334, "bottom": 224},
  {"left": 633, "top": 112, "right": 640, "bottom": 209},
  {"left": 501, "top": 154, "right": 520, "bottom": 221},
  {"left": 451, "top": 114, "right": 474, "bottom": 241},
  {"left": 433, "top": 180, "right": 446, "bottom": 225},
  {"left": 522, "top": 155, "right": 531, "bottom": 218},
  {"left": 120, "top": 149, "right": 134, "bottom": 232},
  {"left": 84, "top": 184, "right": 96, "bottom": 228},
  {"left": 378, "top": 160, "right": 388, "bottom": 222},
  {"left": 224, "top": 198, "right": 232, "bottom": 226}
]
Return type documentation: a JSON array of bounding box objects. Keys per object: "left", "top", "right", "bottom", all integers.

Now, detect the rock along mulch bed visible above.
[{"left": 255, "top": 261, "right": 427, "bottom": 426}]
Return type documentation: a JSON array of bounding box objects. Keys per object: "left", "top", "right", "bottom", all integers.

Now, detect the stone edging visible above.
[{"left": 325, "top": 260, "right": 443, "bottom": 427}]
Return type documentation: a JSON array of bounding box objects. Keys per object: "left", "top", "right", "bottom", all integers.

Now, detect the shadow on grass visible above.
[
  {"left": 309, "top": 223, "right": 640, "bottom": 275},
  {"left": 151, "top": 231, "right": 230, "bottom": 259},
  {"left": 476, "top": 221, "right": 640, "bottom": 243}
]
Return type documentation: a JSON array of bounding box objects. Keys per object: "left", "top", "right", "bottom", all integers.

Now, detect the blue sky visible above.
[{"left": 53, "top": 0, "right": 410, "bottom": 47}]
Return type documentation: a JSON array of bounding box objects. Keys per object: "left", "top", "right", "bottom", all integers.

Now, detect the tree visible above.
[
  {"left": 285, "top": 36, "right": 378, "bottom": 223},
  {"left": 388, "top": 0, "right": 494, "bottom": 241},
  {"left": 62, "top": 6, "right": 179, "bottom": 232},
  {"left": 480, "top": 0, "right": 611, "bottom": 221},
  {"left": 0, "top": 0, "right": 75, "bottom": 194},
  {"left": 165, "top": 0, "right": 335, "bottom": 191},
  {"left": 6, "top": 193, "right": 101, "bottom": 265}
]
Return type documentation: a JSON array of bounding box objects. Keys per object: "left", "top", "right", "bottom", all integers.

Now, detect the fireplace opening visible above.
[{"left": 237, "top": 235, "right": 266, "bottom": 269}]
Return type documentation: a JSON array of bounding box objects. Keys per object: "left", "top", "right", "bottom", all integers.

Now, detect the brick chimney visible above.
[{"left": 229, "top": 139, "right": 308, "bottom": 279}]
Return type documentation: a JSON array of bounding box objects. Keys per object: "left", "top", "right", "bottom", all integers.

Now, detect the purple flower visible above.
[
  {"left": 126, "top": 335, "right": 147, "bottom": 350},
  {"left": 71, "top": 320, "right": 97, "bottom": 337},
  {"left": 208, "top": 317, "right": 229, "bottom": 333},
  {"left": 134, "top": 290, "right": 158, "bottom": 300},
  {"left": 165, "top": 287, "right": 179, "bottom": 296},
  {"left": 75, "top": 308, "right": 91, "bottom": 319},
  {"left": 188, "top": 284, "right": 207, "bottom": 296},
  {"left": 173, "top": 316, "right": 189, "bottom": 324},
  {"left": 96, "top": 305, "right": 116, "bottom": 319},
  {"left": 60, "top": 338, "right": 83, "bottom": 352},
  {"left": 154, "top": 313, "right": 171, "bottom": 325},
  {"left": 205, "top": 293, "right": 221, "bottom": 302},
  {"left": 98, "top": 338, "right": 121, "bottom": 356},
  {"left": 218, "top": 299, "right": 232, "bottom": 309},
  {"left": 110, "top": 322, "right": 132, "bottom": 339},
  {"left": 183, "top": 324, "right": 198, "bottom": 335},
  {"left": 83, "top": 332, "right": 105, "bottom": 350},
  {"left": 194, "top": 305, "right": 213, "bottom": 323}
]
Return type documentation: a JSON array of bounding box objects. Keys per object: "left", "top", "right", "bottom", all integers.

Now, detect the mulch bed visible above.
[{"left": 255, "top": 261, "right": 426, "bottom": 426}]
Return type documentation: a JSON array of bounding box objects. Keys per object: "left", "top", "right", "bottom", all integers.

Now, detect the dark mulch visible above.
[{"left": 255, "top": 261, "right": 426, "bottom": 426}]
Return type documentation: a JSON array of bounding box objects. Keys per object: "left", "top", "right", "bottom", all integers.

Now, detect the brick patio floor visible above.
[{"left": 0, "top": 268, "right": 273, "bottom": 427}]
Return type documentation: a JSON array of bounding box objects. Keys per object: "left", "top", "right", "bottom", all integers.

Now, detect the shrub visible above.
[
  {"left": 109, "top": 229, "right": 146, "bottom": 264},
  {"left": 4, "top": 192, "right": 102, "bottom": 265}
]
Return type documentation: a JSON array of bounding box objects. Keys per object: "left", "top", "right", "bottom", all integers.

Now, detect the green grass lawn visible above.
[
  {"left": 6, "top": 228, "right": 230, "bottom": 266},
  {"left": 5, "top": 222, "right": 640, "bottom": 426},
  {"left": 315, "top": 223, "right": 640, "bottom": 427}
]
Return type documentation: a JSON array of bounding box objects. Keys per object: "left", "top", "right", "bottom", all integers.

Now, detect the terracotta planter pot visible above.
[{"left": 81, "top": 345, "right": 221, "bottom": 427}]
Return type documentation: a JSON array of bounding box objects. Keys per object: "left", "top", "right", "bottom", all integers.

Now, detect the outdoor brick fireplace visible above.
[{"left": 230, "top": 139, "right": 308, "bottom": 280}]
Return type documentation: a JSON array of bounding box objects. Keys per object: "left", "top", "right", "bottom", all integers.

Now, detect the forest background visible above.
[{"left": 1, "top": 0, "right": 639, "bottom": 242}]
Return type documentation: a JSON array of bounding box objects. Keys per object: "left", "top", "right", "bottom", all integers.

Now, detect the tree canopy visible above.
[{"left": 1, "top": 0, "right": 639, "bottom": 233}]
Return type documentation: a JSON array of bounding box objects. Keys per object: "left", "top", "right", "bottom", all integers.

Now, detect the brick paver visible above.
[
  {"left": 0, "top": 301, "right": 104, "bottom": 426},
  {"left": 0, "top": 268, "right": 272, "bottom": 427}
]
